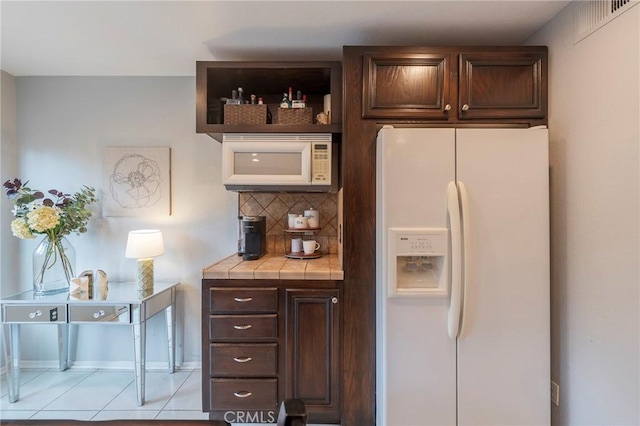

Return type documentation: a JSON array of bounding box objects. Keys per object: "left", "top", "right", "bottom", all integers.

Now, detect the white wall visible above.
[
  {"left": 1, "top": 71, "right": 19, "bottom": 295},
  {"left": 4, "top": 76, "right": 237, "bottom": 367},
  {"left": 529, "top": 4, "right": 640, "bottom": 425}
]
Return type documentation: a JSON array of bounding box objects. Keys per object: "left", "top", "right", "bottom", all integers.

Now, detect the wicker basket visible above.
[
  {"left": 224, "top": 104, "right": 267, "bottom": 125},
  {"left": 274, "top": 107, "right": 313, "bottom": 125}
]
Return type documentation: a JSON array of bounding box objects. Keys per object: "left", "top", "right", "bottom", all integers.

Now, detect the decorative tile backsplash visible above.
[{"left": 238, "top": 193, "right": 338, "bottom": 254}]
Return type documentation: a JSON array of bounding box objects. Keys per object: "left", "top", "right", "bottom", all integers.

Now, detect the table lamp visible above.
[{"left": 125, "top": 229, "right": 164, "bottom": 292}]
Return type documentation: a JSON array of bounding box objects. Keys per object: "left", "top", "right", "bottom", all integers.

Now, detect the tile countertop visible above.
[{"left": 203, "top": 253, "right": 344, "bottom": 281}]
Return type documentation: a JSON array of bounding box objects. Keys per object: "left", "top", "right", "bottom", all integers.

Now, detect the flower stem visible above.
[{"left": 36, "top": 233, "right": 74, "bottom": 285}]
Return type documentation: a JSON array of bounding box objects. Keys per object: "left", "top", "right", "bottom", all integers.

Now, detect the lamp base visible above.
[{"left": 137, "top": 258, "right": 154, "bottom": 292}]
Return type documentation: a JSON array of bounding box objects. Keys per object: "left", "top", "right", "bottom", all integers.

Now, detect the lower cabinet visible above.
[
  {"left": 285, "top": 289, "right": 340, "bottom": 424},
  {"left": 202, "top": 280, "right": 341, "bottom": 424}
]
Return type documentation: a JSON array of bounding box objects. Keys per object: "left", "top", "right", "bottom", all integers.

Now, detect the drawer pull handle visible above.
[
  {"left": 233, "top": 324, "right": 252, "bottom": 330},
  {"left": 93, "top": 310, "right": 105, "bottom": 319},
  {"left": 234, "top": 297, "right": 253, "bottom": 303},
  {"left": 234, "top": 391, "right": 252, "bottom": 398},
  {"left": 28, "top": 310, "right": 42, "bottom": 319},
  {"left": 233, "top": 356, "right": 253, "bottom": 363}
]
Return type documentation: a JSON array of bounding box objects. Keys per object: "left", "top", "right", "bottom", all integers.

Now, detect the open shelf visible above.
[{"left": 196, "top": 61, "right": 342, "bottom": 142}]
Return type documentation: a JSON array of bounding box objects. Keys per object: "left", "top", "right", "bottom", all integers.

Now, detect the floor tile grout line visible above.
[
  {"left": 0, "top": 368, "right": 96, "bottom": 416},
  {"left": 0, "top": 368, "right": 49, "bottom": 399},
  {"left": 154, "top": 368, "right": 195, "bottom": 419},
  {"left": 92, "top": 372, "right": 136, "bottom": 420},
  {"left": 38, "top": 368, "right": 99, "bottom": 412},
  {"left": 92, "top": 369, "right": 194, "bottom": 420}
]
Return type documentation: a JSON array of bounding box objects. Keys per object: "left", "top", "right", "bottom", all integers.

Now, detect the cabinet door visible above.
[
  {"left": 455, "top": 129, "right": 550, "bottom": 425},
  {"left": 362, "top": 52, "right": 452, "bottom": 119},
  {"left": 458, "top": 51, "right": 547, "bottom": 120},
  {"left": 285, "top": 289, "right": 340, "bottom": 423}
]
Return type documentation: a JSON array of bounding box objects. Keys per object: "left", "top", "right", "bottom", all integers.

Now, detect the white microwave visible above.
[{"left": 222, "top": 133, "right": 337, "bottom": 192}]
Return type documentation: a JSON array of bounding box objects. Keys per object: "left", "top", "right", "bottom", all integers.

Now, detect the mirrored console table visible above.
[{"left": 0, "top": 281, "right": 179, "bottom": 406}]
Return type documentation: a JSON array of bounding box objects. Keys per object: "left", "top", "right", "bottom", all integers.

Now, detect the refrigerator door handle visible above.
[
  {"left": 446, "top": 181, "right": 463, "bottom": 339},
  {"left": 458, "top": 181, "right": 470, "bottom": 337}
]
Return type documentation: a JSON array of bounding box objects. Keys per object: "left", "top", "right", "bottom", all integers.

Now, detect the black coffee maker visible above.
[{"left": 238, "top": 216, "right": 266, "bottom": 260}]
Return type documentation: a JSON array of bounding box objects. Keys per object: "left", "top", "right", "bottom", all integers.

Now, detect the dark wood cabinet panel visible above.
[
  {"left": 458, "top": 51, "right": 547, "bottom": 120},
  {"left": 285, "top": 289, "right": 340, "bottom": 423},
  {"left": 358, "top": 46, "right": 547, "bottom": 125},
  {"left": 362, "top": 52, "right": 452, "bottom": 119},
  {"left": 210, "top": 343, "right": 278, "bottom": 376},
  {"left": 209, "top": 378, "right": 278, "bottom": 410},
  {"left": 202, "top": 279, "right": 341, "bottom": 423},
  {"left": 342, "top": 46, "right": 378, "bottom": 426},
  {"left": 209, "top": 314, "right": 278, "bottom": 340},
  {"left": 209, "top": 287, "right": 278, "bottom": 313}
]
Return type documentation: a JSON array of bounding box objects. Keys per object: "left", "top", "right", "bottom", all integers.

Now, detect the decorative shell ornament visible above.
[{"left": 316, "top": 112, "right": 329, "bottom": 125}]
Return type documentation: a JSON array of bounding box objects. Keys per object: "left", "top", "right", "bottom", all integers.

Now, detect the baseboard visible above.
[{"left": 0, "top": 360, "right": 201, "bottom": 373}]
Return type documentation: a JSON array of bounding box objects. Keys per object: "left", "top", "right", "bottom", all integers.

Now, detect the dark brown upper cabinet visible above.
[
  {"left": 458, "top": 51, "right": 546, "bottom": 120},
  {"left": 362, "top": 52, "right": 453, "bottom": 120},
  {"left": 360, "top": 46, "right": 547, "bottom": 126},
  {"left": 196, "top": 61, "right": 342, "bottom": 142}
]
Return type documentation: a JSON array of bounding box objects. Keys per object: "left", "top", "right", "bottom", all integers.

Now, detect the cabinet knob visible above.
[
  {"left": 444, "top": 104, "right": 452, "bottom": 111},
  {"left": 233, "top": 356, "right": 253, "bottom": 363},
  {"left": 28, "top": 310, "right": 42, "bottom": 319},
  {"left": 233, "top": 324, "right": 252, "bottom": 330},
  {"left": 332, "top": 297, "right": 338, "bottom": 304},
  {"left": 234, "top": 391, "right": 253, "bottom": 398},
  {"left": 462, "top": 104, "right": 470, "bottom": 111},
  {"left": 234, "top": 297, "right": 253, "bottom": 303}
]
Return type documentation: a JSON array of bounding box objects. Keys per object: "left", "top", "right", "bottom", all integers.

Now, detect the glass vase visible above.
[{"left": 32, "top": 235, "right": 76, "bottom": 294}]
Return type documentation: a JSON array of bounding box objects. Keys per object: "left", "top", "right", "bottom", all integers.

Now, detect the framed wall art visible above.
[{"left": 102, "top": 147, "right": 171, "bottom": 217}]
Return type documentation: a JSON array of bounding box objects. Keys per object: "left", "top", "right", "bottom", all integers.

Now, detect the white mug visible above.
[
  {"left": 302, "top": 240, "right": 320, "bottom": 255},
  {"left": 294, "top": 215, "right": 308, "bottom": 229},
  {"left": 291, "top": 238, "right": 303, "bottom": 253}
]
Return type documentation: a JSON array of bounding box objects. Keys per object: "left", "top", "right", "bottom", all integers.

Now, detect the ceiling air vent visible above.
[{"left": 574, "top": 0, "right": 638, "bottom": 43}]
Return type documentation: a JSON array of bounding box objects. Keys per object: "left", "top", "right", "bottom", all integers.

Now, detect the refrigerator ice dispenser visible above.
[{"left": 387, "top": 227, "right": 449, "bottom": 297}]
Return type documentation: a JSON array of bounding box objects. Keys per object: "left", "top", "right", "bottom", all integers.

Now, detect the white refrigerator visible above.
[{"left": 376, "top": 127, "right": 550, "bottom": 426}]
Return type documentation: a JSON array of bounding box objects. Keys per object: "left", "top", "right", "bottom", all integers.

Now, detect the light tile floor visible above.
[
  {"left": 0, "top": 368, "right": 210, "bottom": 422},
  {"left": 0, "top": 368, "right": 336, "bottom": 425}
]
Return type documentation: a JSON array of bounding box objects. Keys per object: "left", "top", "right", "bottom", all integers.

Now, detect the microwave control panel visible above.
[{"left": 311, "top": 142, "right": 332, "bottom": 184}]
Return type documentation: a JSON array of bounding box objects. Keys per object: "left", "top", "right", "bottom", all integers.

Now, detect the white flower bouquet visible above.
[{"left": 3, "top": 178, "right": 98, "bottom": 292}]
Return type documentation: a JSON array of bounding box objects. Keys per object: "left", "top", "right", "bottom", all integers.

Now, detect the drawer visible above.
[
  {"left": 210, "top": 288, "right": 277, "bottom": 313},
  {"left": 210, "top": 314, "right": 277, "bottom": 340},
  {"left": 210, "top": 343, "right": 277, "bottom": 376},
  {"left": 209, "top": 378, "right": 277, "bottom": 410},
  {"left": 69, "top": 305, "right": 130, "bottom": 323},
  {"left": 3, "top": 305, "right": 67, "bottom": 323}
]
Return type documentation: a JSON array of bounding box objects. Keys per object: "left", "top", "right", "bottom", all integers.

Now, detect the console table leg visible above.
[
  {"left": 2, "top": 323, "right": 20, "bottom": 402},
  {"left": 57, "top": 324, "right": 70, "bottom": 371},
  {"left": 132, "top": 321, "right": 146, "bottom": 406},
  {"left": 165, "top": 305, "right": 175, "bottom": 373}
]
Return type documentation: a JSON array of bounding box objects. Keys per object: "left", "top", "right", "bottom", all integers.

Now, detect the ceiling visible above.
[{"left": 0, "top": 0, "right": 570, "bottom": 77}]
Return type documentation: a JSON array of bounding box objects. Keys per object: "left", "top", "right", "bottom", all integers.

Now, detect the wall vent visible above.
[{"left": 574, "top": 0, "right": 638, "bottom": 43}]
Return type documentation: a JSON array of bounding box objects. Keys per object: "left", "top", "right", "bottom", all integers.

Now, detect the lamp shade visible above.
[{"left": 125, "top": 229, "right": 165, "bottom": 259}]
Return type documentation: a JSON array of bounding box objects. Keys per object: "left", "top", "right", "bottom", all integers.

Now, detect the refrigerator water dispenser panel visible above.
[{"left": 387, "top": 228, "right": 449, "bottom": 298}]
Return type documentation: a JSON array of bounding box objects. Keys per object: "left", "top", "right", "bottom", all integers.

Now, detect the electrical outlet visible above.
[{"left": 550, "top": 380, "right": 560, "bottom": 406}]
